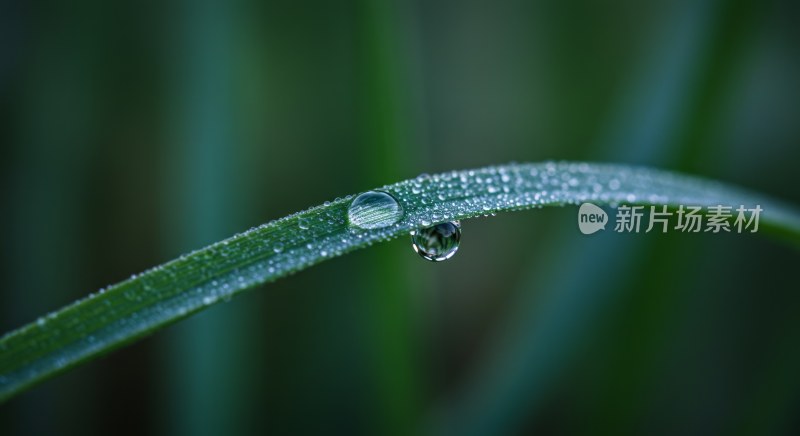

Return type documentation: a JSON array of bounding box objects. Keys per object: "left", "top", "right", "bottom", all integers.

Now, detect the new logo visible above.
[{"left": 578, "top": 203, "right": 607, "bottom": 234}]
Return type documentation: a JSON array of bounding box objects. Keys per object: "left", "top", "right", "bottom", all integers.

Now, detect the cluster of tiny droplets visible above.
[
  {"left": 12, "top": 161, "right": 787, "bottom": 331},
  {"left": 18, "top": 161, "right": 788, "bottom": 328},
  {"left": 223, "top": 161, "right": 770, "bottom": 287}
]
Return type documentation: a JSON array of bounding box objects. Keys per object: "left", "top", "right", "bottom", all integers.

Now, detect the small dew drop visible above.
[
  {"left": 347, "top": 191, "right": 404, "bottom": 230},
  {"left": 298, "top": 218, "right": 310, "bottom": 230},
  {"left": 273, "top": 242, "right": 284, "bottom": 254},
  {"left": 410, "top": 221, "right": 461, "bottom": 262}
]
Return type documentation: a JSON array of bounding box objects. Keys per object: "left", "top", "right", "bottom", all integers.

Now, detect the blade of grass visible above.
[{"left": 1, "top": 161, "right": 799, "bottom": 402}]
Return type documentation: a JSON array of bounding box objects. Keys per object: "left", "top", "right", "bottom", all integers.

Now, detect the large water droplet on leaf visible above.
[
  {"left": 411, "top": 221, "right": 461, "bottom": 261},
  {"left": 347, "top": 191, "right": 404, "bottom": 229}
]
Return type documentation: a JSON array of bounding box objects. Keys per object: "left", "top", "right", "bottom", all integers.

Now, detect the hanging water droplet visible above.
[
  {"left": 347, "top": 191, "right": 404, "bottom": 229},
  {"left": 410, "top": 221, "right": 461, "bottom": 262}
]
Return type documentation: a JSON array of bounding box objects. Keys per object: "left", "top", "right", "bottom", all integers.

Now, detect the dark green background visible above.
[{"left": 1, "top": 0, "right": 799, "bottom": 434}]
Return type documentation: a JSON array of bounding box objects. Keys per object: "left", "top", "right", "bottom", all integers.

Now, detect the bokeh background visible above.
[{"left": 2, "top": 0, "right": 800, "bottom": 434}]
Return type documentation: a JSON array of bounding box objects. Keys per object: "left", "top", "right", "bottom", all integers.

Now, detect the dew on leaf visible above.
[
  {"left": 347, "top": 191, "right": 404, "bottom": 230},
  {"left": 410, "top": 221, "right": 461, "bottom": 262},
  {"left": 298, "top": 218, "right": 310, "bottom": 230}
]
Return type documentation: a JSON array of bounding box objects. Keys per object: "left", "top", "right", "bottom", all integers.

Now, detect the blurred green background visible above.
[{"left": 2, "top": 0, "right": 800, "bottom": 434}]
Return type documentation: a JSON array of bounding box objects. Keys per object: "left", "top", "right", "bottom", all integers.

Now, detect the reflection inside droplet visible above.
[
  {"left": 410, "top": 221, "right": 461, "bottom": 262},
  {"left": 347, "top": 191, "right": 404, "bottom": 229}
]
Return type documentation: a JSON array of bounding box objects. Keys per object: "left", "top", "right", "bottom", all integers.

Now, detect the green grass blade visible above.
[{"left": 1, "top": 161, "right": 798, "bottom": 401}]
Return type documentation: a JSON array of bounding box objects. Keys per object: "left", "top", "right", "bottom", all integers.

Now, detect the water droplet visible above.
[
  {"left": 410, "top": 221, "right": 461, "bottom": 262},
  {"left": 298, "top": 218, "right": 310, "bottom": 230},
  {"left": 273, "top": 242, "right": 284, "bottom": 254},
  {"left": 347, "top": 191, "right": 404, "bottom": 229}
]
